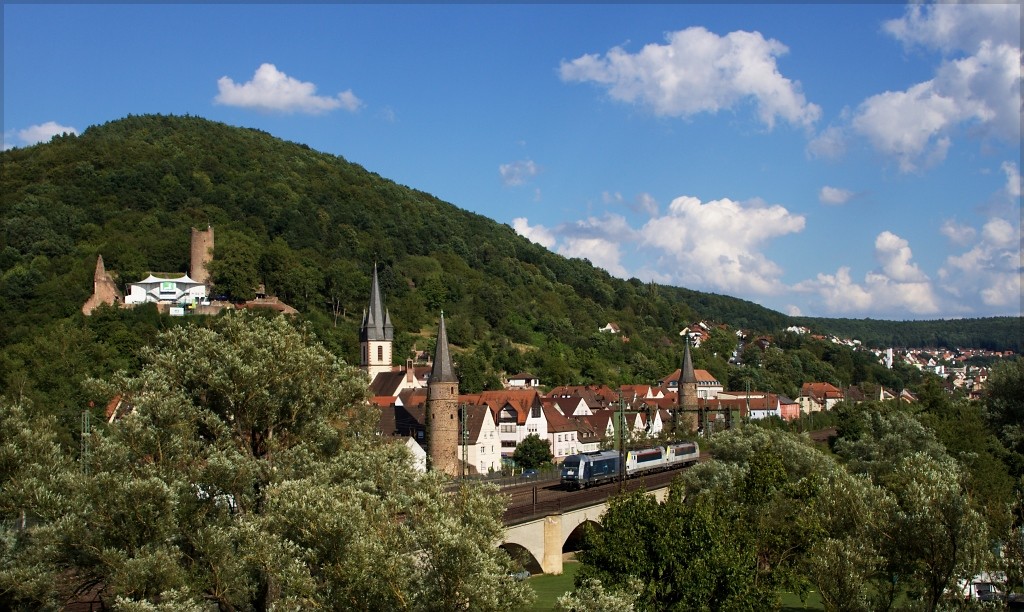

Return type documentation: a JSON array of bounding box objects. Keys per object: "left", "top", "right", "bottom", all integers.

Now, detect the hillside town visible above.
[{"left": 84, "top": 226, "right": 1014, "bottom": 478}]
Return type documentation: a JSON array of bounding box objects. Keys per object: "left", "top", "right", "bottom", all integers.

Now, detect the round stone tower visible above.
[
  {"left": 427, "top": 313, "right": 460, "bottom": 477},
  {"left": 190, "top": 225, "right": 214, "bottom": 285}
]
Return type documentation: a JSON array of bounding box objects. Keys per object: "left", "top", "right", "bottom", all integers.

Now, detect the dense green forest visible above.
[{"left": 1, "top": 114, "right": 1019, "bottom": 436}]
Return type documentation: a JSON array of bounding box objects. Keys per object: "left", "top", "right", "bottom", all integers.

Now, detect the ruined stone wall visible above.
[{"left": 82, "top": 255, "right": 123, "bottom": 315}]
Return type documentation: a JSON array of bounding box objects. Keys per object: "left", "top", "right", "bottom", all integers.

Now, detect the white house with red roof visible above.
[{"left": 797, "top": 382, "right": 844, "bottom": 413}]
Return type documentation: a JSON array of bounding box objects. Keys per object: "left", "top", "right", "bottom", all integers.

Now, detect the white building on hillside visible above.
[{"left": 125, "top": 274, "right": 208, "bottom": 306}]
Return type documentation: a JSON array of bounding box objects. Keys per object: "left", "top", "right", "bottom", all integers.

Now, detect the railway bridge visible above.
[{"left": 499, "top": 469, "right": 680, "bottom": 575}]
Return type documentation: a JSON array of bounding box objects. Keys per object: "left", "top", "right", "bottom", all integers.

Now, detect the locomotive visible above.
[{"left": 559, "top": 441, "right": 700, "bottom": 490}]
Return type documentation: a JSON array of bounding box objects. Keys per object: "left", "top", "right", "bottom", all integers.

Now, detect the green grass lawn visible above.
[
  {"left": 780, "top": 590, "right": 824, "bottom": 610},
  {"left": 524, "top": 563, "right": 825, "bottom": 611},
  {"left": 526, "top": 561, "right": 579, "bottom": 611}
]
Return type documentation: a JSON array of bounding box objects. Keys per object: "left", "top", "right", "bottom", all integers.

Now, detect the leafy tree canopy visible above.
[
  {"left": 0, "top": 313, "right": 532, "bottom": 611},
  {"left": 511, "top": 433, "right": 552, "bottom": 470}
]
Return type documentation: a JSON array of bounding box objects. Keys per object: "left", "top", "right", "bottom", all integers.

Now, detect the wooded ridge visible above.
[{"left": 1, "top": 114, "right": 1018, "bottom": 422}]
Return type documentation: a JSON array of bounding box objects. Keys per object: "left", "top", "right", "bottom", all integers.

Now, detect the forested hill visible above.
[{"left": 0, "top": 114, "right": 1018, "bottom": 393}]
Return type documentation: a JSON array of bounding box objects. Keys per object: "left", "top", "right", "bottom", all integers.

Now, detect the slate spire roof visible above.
[
  {"left": 680, "top": 337, "right": 697, "bottom": 384},
  {"left": 360, "top": 263, "right": 394, "bottom": 342},
  {"left": 430, "top": 312, "right": 458, "bottom": 383}
]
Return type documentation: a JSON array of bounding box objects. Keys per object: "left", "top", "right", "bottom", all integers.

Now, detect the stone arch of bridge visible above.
[
  {"left": 499, "top": 542, "right": 543, "bottom": 574},
  {"left": 562, "top": 518, "right": 601, "bottom": 554}
]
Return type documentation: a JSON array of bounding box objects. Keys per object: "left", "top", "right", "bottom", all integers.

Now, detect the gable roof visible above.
[
  {"left": 368, "top": 370, "right": 408, "bottom": 397},
  {"left": 378, "top": 403, "right": 426, "bottom": 439},
  {"left": 545, "top": 385, "right": 617, "bottom": 409},
  {"left": 660, "top": 368, "right": 721, "bottom": 387},
  {"left": 461, "top": 404, "right": 496, "bottom": 442},
  {"left": 542, "top": 404, "right": 578, "bottom": 433},
  {"left": 461, "top": 389, "right": 543, "bottom": 425},
  {"left": 799, "top": 382, "right": 843, "bottom": 401}
]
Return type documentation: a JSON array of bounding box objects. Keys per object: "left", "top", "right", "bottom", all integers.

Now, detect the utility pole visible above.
[
  {"left": 460, "top": 403, "right": 469, "bottom": 480},
  {"left": 618, "top": 390, "right": 626, "bottom": 490}
]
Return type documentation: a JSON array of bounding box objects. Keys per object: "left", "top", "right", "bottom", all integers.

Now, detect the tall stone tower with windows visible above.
[
  {"left": 189, "top": 225, "right": 214, "bottom": 286},
  {"left": 676, "top": 338, "right": 699, "bottom": 434},
  {"left": 360, "top": 264, "right": 394, "bottom": 381},
  {"left": 427, "top": 313, "right": 460, "bottom": 477}
]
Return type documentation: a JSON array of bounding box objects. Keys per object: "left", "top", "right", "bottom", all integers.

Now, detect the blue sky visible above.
[{"left": 4, "top": 2, "right": 1021, "bottom": 321}]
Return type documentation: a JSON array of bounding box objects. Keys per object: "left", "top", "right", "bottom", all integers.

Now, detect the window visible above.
[{"left": 377, "top": 345, "right": 383, "bottom": 362}]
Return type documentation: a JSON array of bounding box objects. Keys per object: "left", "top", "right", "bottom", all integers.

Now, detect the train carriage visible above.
[{"left": 561, "top": 442, "right": 699, "bottom": 489}]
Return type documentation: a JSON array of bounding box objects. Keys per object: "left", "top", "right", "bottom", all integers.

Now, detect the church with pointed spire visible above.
[{"left": 360, "top": 264, "right": 395, "bottom": 381}]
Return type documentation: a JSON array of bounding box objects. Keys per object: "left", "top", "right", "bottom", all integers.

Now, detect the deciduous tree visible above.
[{"left": 1, "top": 313, "right": 532, "bottom": 610}]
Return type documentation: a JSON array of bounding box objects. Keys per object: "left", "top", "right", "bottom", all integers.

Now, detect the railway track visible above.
[
  {"left": 501, "top": 463, "right": 689, "bottom": 525},
  {"left": 501, "top": 427, "right": 836, "bottom": 525}
]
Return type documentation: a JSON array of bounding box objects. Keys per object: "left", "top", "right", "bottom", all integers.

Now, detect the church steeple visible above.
[
  {"left": 360, "top": 263, "right": 394, "bottom": 343},
  {"left": 360, "top": 264, "right": 394, "bottom": 380}
]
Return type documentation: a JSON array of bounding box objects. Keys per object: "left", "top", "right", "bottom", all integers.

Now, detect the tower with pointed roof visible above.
[
  {"left": 427, "top": 313, "right": 460, "bottom": 477},
  {"left": 675, "top": 338, "right": 699, "bottom": 434},
  {"left": 360, "top": 264, "right": 395, "bottom": 381}
]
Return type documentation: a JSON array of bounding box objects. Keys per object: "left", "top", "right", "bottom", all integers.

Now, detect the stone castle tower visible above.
[
  {"left": 190, "top": 225, "right": 214, "bottom": 285},
  {"left": 427, "top": 313, "right": 460, "bottom": 477},
  {"left": 675, "top": 338, "right": 699, "bottom": 434},
  {"left": 360, "top": 264, "right": 394, "bottom": 381},
  {"left": 81, "top": 254, "right": 123, "bottom": 315}
]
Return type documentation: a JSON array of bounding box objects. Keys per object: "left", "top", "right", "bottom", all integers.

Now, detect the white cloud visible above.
[
  {"left": 558, "top": 237, "right": 628, "bottom": 277},
  {"left": 819, "top": 186, "right": 854, "bottom": 205},
  {"left": 602, "top": 191, "right": 658, "bottom": 216},
  {"left": 940, "top": 219, "right": 977, "bottom": 246},
  {"left": 602, "top": 191, "right": 624, "bottom": 205},
  {"left": 884, "top": 1, "right": 1020, "bottom": 54},
  {"left": 807, "top": 125, "right": 847, "bottom": 160},
  {"left": 940, "top": 216, "right": 1021, "bottom": 309},
  {"left": 981, "top": 217, "right": 1016, "bottom": 248},
  {"left": 639, "top": 195, "right": 805, "bottom": 295},
  {"left": 511, "top": 217, "right": 556, "bottom": 249},
  {"left": 633, "top": 193, "right": 659, "bottom": 217},
  {"left": 875, "top": 231, "right": 928, "bottom": 283},
  {"left": 214, "top": 63, "right": 362, "bottom": 114},
  {"left": 560, "top": 26, "right": 821, "bottom": 130},
  {"left": 3, "top": 121, "right": 79, "bottom": 149},
  {"left": 795, "top": 231, "right": 940, "bottom": 316},
  {"left": 851, "top": 3, "right": 1022, "bottom": 173},
  {"left": 499, "top": 159, "right": 539, "bottom": 186},
  {"left": 1002, "top": 161, "right": 1022, "bottom": 198},
  {"left": 852, "top": 82, "right": 958, "bottom": 173}
]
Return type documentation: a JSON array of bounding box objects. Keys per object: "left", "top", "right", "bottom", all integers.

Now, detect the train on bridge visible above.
[{"left": 559, "top": 441, "right": 699, "bottom": 490}]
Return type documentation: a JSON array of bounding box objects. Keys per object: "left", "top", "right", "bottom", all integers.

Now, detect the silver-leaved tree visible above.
[{"left": 1, "top": 312, "right": 533, "bottom": 611}]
